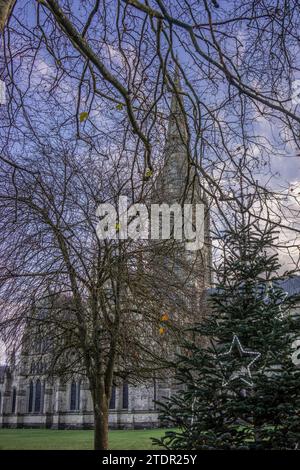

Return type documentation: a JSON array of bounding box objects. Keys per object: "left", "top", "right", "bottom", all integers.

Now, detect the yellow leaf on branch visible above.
[
  {"left": 79, "top": 111, "right": 88, "bottom": 122},
  {"left": 145, "top": 168, "right": 153, "bottom": 178},
  {"left": 161, "top": 313, "right": 169, "bottom": 322}
]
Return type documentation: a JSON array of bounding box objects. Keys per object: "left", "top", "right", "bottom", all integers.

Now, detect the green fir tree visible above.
[{"left": 155, "top": 214, "right": 300, "bottom": 450}]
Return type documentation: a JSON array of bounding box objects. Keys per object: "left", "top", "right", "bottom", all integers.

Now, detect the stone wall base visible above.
[{"left": 0, "top": 410, "right": 160, "bottom": 430}]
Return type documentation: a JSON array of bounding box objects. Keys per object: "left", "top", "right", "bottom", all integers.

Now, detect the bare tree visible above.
[
  {"left": 1, "top": 0, "right": 300, "bottom": 449},
  {"left": 1, "top": 1, "right": 300, "bottom": 237},
  {"left": 0, "top": 120, "right": 209, "bottom": 448}
]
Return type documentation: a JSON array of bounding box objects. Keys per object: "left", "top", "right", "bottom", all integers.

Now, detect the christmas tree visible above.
[{"left": 155, "top": 210, "right": 300, "bottom": 450}]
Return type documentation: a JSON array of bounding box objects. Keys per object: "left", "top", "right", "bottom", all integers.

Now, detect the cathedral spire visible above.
[
  {"left": 153, "top": 65, "right": 190, "bottom": 203},
  {"left": 166, "top": 63, "right": 187, "bottom": 147}
]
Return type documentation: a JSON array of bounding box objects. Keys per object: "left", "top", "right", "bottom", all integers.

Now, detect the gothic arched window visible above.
[
  {"left": 70, "top": 380, "right": 81, "bottom": 411},
  {"left": 34, "top": 379, "right": 42, "bottom": 412},
  {"left": 11, "top": 387, "right": 17, "bottom": 413},
  {"left": 122, "top": 383, "right": 129, "bottom": 409},
  {"left": 28, "top": 380, "right": 33, "bottom": 412},
  {"left": 70, "top": 380, "right": 77, "bottom": 411},
  {"left": 77, "top": 381, "right": 81, "bottom": 410},
  {"left": 109, "top": 386, "right": 116, "bottom": 410}
]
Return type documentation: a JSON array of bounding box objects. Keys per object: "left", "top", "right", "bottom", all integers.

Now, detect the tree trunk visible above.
[{"left": 93, "top": 389, "right": 109, "bottom": 450}]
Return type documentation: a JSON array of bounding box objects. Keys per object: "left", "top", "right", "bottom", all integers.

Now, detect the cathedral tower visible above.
[{"left": 153, "top": 66, "right": 212, "bottom": 304}]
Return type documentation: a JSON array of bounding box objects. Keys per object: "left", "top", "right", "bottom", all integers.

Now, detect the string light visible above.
[
  {"left": 217, "top": 334, "right": 261, "bottom": 387},
  {"left": 262, "top": 281, "right": 289, "bottom": 321},
  {"left": 276, "top": 291, "right": 289, "bottom": 321},
  {"left": 262, "top": 281, "right": 275, "bottom": 305}
]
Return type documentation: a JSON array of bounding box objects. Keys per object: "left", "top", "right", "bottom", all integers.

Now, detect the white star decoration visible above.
[{"left": 218, "top": 335, "right": 261, "bottom": 387}]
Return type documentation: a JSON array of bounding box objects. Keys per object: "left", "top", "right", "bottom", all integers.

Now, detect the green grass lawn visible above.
[{"left": 0, "top": 428, "right": 167, "bottom": 450}]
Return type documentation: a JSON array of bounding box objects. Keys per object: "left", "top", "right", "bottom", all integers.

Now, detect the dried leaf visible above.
[
  {"left": 161, "top": 313, "right": 169, "bottom": 322},
  {"left": 79, "top": 111, "right": 89, "bottom": 122}
]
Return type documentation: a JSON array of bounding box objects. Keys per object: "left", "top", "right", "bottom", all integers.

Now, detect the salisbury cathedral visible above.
[
  {"left": 1, "top": 65, "right": 300, "bottom": 430},
  {"left": 0, "top": 73, "right": 212, "bottom": 429}
]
